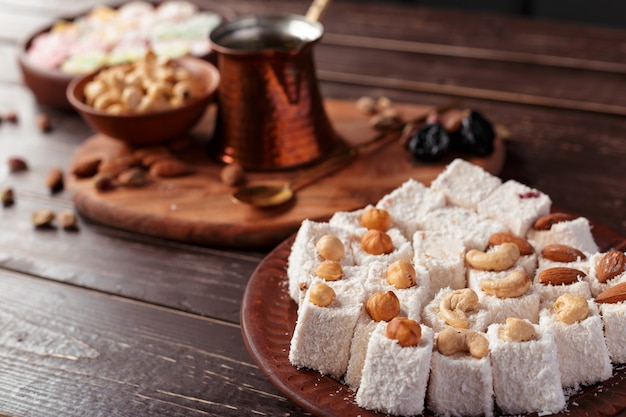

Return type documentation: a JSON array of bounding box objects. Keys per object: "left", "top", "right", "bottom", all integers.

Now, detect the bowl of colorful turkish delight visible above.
[{"left": 18, "top": 1, "right": 228, "bottom": 110}]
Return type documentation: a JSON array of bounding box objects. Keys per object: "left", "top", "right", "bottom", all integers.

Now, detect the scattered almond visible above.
[
  {"left": 537, "top": 267, "right": 585, "bottom": 286},
  {"left": 595, "top": 282, "right": 626, "bottom": 304},
  {"left": 141, "top": 151, "right": 172, "bottom": 167},
  {"left": 46, "top": 168, "right": 64, "bottom": 194},
  {"left": 149, "top": 158, "right": 190, "bottom": 178},
  {"left": 488, "top": 232, "right": 534, "bottom": 256},
  {"left": 533, "top": 212, "right": 578, "bottom": 230},
  {"left": 541, "top": 244, "right": 586, "bottom": 263},
  {"left": 596, "top": 250, "right": 626, "bottom": 283},
  {"left": 72, "top": 157, "right": 102, "bottom": 178},
  {"left": 98, "top": 154, "right": 140, "bottom": 177}
]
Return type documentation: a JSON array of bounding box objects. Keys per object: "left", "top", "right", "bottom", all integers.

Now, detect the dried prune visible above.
[
  {"left": 455, "top": 110, "right": 495, "bottom": 156},
  {"left": 405, "top": 122, "right": 451, "bottom": 162}
]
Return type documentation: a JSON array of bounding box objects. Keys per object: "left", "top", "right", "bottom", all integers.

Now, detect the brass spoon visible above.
[{"left": 232, "top": 99, "right": 462, "bottom": 208}]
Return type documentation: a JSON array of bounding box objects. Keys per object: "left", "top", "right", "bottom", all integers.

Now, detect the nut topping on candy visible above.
[
  {"left": 366, "top": 291, "right": 400, "bottom": 322},
  {"left": 386, "top": 317, "right": 422, "bottom": 347},
  {"left": 596, "top": 250, "right": 626, "bottom": 283}
]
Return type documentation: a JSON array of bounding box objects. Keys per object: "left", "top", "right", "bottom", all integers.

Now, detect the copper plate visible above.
[{"left": 241, "top": 211, "right": 626, "bottom": 417}]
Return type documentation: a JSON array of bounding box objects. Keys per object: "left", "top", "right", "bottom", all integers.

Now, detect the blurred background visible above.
[{"left": 375, "top": 0, "right": 626, "bottom": 29}]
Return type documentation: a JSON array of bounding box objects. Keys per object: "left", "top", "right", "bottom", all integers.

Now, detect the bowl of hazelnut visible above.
[{"left": 67, "top": 51, "right": 220, "bottom": 146}]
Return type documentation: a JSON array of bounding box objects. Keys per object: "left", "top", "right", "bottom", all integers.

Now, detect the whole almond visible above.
[
  {"left": 541, "top": 244, "right": 586, "bottom": 263},
  {"left": 596, "top": 250, "right": 626, "bottom": 283},
  {"left": 595, "top": 282, "right": 626, "bottom": 304},
  {"left": 537, "top": 267, "right": 585, "bottom": 286},
  {"left": 72, "top": 157, "right": 101, "bottom": 178},
  {"left": 98, "top": 154, "right": 140, "bottom": 177},
  {"left": 489, "top": 232, "right": 534, "bottom": 256},
  {"left": 533, "top": 212, "right": 578, "bottom": 230},
  {"left": 149, "top": 158, "right": 190, "bottom": 178},
  {"left": 140, "top": 151, "right": 172, "bottom": 167},
  {"left": 46, "top": 168, "right": 64, "bottom": 194}
]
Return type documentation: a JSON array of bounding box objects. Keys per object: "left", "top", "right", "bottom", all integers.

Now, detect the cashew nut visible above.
[
  {"left": 553, "top": 294, "right": 589, "bottom": 325},
  {"left": 480, "top": 269, "right": 531, "bottom": 298},
  {"left": 498, "top": 317, "right": 536, "bottom": 342},
  {"left": 436, "top": 327, "right": 489, "bottom": 359},
  {"left": 439, "top": 288, "right": 479, "bottom": 328},
  {"left": 465, "top": 242, "right": 520, "bottom": 271}
]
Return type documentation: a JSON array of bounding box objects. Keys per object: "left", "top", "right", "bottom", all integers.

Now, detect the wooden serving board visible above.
[{"left": 67, "top": 99, "right": 505, "bottom": 248}]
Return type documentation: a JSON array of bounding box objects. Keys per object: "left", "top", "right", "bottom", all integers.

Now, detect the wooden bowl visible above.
[
  {"left": 66, "top": 56, "right": 220, "bottom": 146},
  {"left": 17, "top": 25, "right": 75, "bottom": 110}
]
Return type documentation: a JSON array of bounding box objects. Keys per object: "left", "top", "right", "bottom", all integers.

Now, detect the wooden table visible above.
[{"left": 0, "top": 0, "right": 625, "bottom": 416}]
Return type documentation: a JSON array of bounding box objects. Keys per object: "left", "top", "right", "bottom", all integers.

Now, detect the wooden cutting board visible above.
[{"left": 67, "top": 99, "right": 505, "bottom": 248}]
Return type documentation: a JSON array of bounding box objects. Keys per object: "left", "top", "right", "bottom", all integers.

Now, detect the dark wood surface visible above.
[{"left": 0, "top": 0, "right": 625, "bottom": 416}]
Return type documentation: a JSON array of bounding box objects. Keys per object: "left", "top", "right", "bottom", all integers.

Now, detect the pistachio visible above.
[
  {"left": 1, "top": 187, "right": 15, "bottom": 207},
  {"left": 31, "top": 209, "right": 55, "bottom": 228}
]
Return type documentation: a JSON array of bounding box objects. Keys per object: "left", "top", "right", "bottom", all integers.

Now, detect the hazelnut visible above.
[
  {"left": 386, "top": 317, "right": 421, "bottom": 347},
  {"left": 355, "top": 96, "right": 377, "bottom": 114},
  {"left": 361, "top": 229, "right": 393, "bottom": 255},
  {"left": 315, "top": 260, "right": 343, "bottom": 281},
  {"left": 498, "top": 317, "right": 536, "bottom": 342},
  {"left": 309, "top": 283, "right": 336, "bottom": 307},
  {"left": 58, "top": 210, "right": 78, "bottom": 230},
  {"left": 366, "top": 291, "right": 400, "bottom": 322},
  {"left": 315, "top": 235, "right": 345, "bottom": 261},
  {"left": 361, "top": 208, "right": 391, "bottom": 231},
  {"left": 220, "top": 162, "right": 245, "bottom": 186},
  {"left": 386, "top": 259, "right": 416, "bottom": 289}
]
